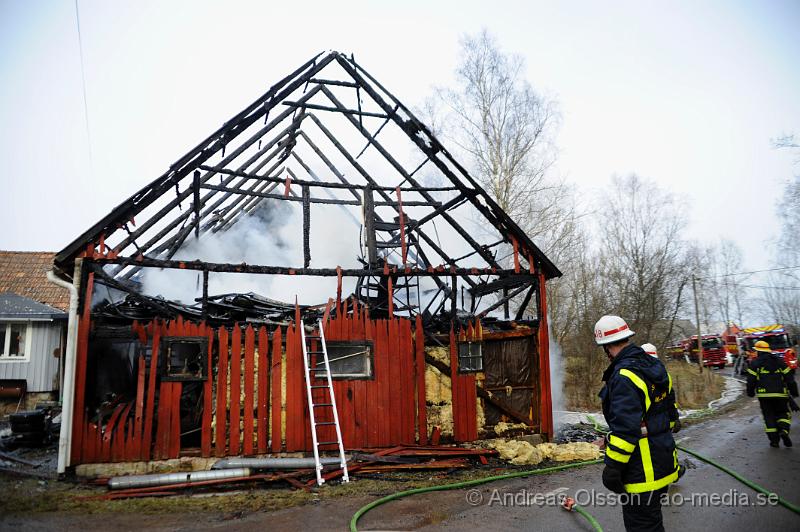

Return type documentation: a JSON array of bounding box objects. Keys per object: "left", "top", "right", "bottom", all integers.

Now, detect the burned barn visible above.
[{"left": 50, "top": 51, "right": 560, "bottom": 473}]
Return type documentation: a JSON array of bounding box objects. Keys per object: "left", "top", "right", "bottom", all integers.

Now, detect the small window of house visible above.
[
  {"left": 458, "top": 341, "right": 483, "bottom": 372},
  {"left": 159, "top": 336, "right": 208, "bottom": 381},
  {"left": 0, "top": 322, "right": 32, "bottom": 362},
  {"left": 315, "top": 342, "right": 373, "bottom": 379}
]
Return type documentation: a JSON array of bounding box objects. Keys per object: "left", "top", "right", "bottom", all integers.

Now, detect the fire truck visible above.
[
  {"left": 740, "top": 324, "right": 798, "bottom": 370},
  {"left": 677, "top": 334, "right": 728, "bottom": 368}
]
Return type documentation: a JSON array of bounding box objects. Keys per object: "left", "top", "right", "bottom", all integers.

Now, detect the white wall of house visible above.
[{"left": 0, "top": 320, "right": 64, "bottom": 392}]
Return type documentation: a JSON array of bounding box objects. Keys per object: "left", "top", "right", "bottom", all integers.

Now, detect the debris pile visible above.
[{"left": 86, "top": 444, "right": 499, "bottom": 500}]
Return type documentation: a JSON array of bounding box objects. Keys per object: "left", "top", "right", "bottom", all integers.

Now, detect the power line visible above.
[
  {"left": 739, "top": 284, "right": 800, "bottom": 291},
  {"left": 74, "top": 0, "right": 94, "bottom": 174},
  {"left": 695, "top": 265, "right": 800, "bottom": 281}
]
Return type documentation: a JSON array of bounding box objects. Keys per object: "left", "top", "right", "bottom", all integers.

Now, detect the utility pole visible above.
[{"left": 692, "top": 274, "right": 704, "bottom": 373}]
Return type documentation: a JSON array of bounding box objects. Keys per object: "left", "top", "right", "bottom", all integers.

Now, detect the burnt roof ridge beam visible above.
[
  {"left": 56, "top": 53, "right": 335, "bottom": 266},
  {"left": 339, "top": 55, "right": 560, "bottom": 278},
  {"left": 305, "top": 113, "right": 471, "bottom": 287},
  {"left": 317, "top": 83, "right": 499, "bottom": 271}
]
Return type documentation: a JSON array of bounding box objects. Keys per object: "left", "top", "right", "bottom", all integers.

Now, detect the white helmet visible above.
[
  {"left": 594, "top": 315, "right": 635, "bottom": 345},
  {"left": 641, "top": 343, "right": 658, "bottom": 358}
]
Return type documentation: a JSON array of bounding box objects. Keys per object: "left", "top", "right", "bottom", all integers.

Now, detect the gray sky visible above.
[{"left": 1, "top": 0, "right": 798, "bottom": 281}]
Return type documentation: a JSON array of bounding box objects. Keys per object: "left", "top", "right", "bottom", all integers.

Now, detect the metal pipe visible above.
[
  {"left": 211, "top": 457, "right": 344, "bottom": 470},
  {"left": 108, "top": 467, "right": 251, "bottom": 490},
  {"left": 47, "top": 260, "right": 81, "bottom": 474}
]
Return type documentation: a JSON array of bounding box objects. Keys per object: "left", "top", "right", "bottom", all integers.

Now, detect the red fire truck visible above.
[
  {"left": 741, "top": 324, "right": 798, "bottom": 370},
  {"left": 681, "top": 334, "right": 728, "bottom": 369}
]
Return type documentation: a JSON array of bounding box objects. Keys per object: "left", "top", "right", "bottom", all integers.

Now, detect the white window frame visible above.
[{"left": 0, "top": 321, "right": 33, "bottom": 362}]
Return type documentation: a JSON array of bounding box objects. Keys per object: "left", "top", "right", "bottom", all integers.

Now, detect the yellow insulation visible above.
[{"left": 488, "top": 439, "right": 601, "bottom": 465}]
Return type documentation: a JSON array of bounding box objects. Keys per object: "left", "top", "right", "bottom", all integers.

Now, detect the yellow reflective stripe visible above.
[
  {"left": 765, "top": 428, "right": 778, "bottom": 432},
  {"left": 606, "top": 448, "right": 632, "bottom": 464},
  {"left": 668, "top": 373, "right": 673, "bottom": 393},
  {"left": 620, "top": 369, "right": 651, "bottom": 411},
  {"left": 609, "top": 434, "right": 636, "bottom": 453},
  {"left": 782, "top": 367, "right": 792, "bottom": 374},
  {"left": 639, "top": 438, "right": 654, "bottom": 484},
  {"left": 777, "top": 418, "right": 792, "bottom": 424},
  {"left": 746, "top": 368, "right": 758, "bottom": 376},
  {"left": 624, "top": 469, "right": 680, "bottom": 493},
  {"left": 669, "top": 421, "right": 676, "bottom": 428},
  {"left": 756, "top": 392, "right": 789, "bottom": 398}
]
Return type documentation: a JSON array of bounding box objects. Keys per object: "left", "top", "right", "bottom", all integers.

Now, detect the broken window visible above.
[
  {"left": 159, "top": 337, "right": 208, "bottom": 381},
  {"left": 458, "top": 341, "right": 483, "bottom": 372},
  {"left": 0, "top": 322, "right": 30, "bottom": 361},
  {"left": 315, "top": 342, "right": 373, "bottom": 379}
]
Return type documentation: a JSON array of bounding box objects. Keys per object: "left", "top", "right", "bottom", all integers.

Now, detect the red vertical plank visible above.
[
  {"left": 537, "top": 271, "right": 553, "bottom": 439},
  {"left": 465, "top": 374, "right": 478, "bottom": 441},
  {"left": 387, "top": 318, "right": 402, "bottom": 446},
  {"left": 71, "top": 272, "right": 94, "bottom": 464},
  {"left": 229, "top": 325, "right": 242, "bottom": 455},
  {"left": 133, "top": 356, "right": 145, "bottom": 459},
  {"left": 243, "top": 325, "right": 256, "bottom": 455},
  {"left": 403, "top": 319, "right": 416, "bottom": 444},
  {"left": 142, "top": 322, "right": 162, "bottom": 460},
  {"left": 365, "top": 319, "right": 379, "bottom": 447},
  {"left": 155, "top": 381, "right": 172, "bottom": 459},
  {"left": 215, "top": 327, "right": 229, "bottom": 457},
  {"left": 201, "top": 324, "right": 214, "bottom": 457},
  {"left": 169, "top": 382, "right": 182, "bottom": 458},
  {"left": 112, "top": 404, "right": 131, "bottom": 462},
  {"left": 377, "top": 320, "right": 391, "bottom": 446},
  {"left": 271, "top": 327, "right": 283, "bottom": 453},
  {"left": 257, "top": 326, "right": 269, "bottom": 454},
  {"left": 415, "top": 315, "right": 428, "bottom": 445},
  {"left": 285, "top": 323, "right": 303, "bottom": 451}
]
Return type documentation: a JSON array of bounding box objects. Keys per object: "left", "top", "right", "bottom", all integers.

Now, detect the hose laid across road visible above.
[
  {"left": 348, "top": 459, "right": 604, "bottom": 532},
  {"left": 586, "top": 414, "right": 800, "bottom": 516}
]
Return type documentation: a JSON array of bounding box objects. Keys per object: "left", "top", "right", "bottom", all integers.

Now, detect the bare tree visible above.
[{"left": 431, "top": 29, "right": 578, "bottom": 263}]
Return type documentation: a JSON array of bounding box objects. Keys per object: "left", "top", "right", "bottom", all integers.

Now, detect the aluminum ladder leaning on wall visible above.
[{"left": 300, "top": 318, "right": 350, "bottom": 485}]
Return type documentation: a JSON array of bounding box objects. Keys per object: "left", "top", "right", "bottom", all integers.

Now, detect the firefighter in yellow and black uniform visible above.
[
  {"left": 595, "top": 315, "right": 683, "bottom": 532},
  {"left": 746, "top": 340, "right": 799, "bottom": 447}
]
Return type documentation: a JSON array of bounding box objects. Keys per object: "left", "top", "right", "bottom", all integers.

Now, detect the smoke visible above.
[
  {"left": 141, "top": 198, "right": 361, "bottom": 305},
  {"left": 548, "top": 315, "right": 568, "bottom": 431}
]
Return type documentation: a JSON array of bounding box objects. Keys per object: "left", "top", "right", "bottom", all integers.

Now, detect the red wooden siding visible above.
[{"left": 71, "top": 303, "right": 501, "bottom": 464}]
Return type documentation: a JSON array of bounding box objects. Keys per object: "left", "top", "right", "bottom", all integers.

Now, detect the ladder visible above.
[{"left": 301, "top": 319, "right": 349, "bottom": 485}]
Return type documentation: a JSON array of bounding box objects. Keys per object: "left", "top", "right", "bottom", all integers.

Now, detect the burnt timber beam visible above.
[
  {"left": 477, "top": 283, "right": 532, "bottom": 318},
  {"left": 423, "top": 353, "right": 532, "bottom": 426},
  {"left": 364, "top": 186, "right": 377, "bottom": 264},
  {"left": 302, "top": 185, "right": 311, "bottom": 268},
  {"left": 469, "top": 274, "right": 535, "bottom": 297},
  {"left": 198, "top": 183, "right": 440, "bottom": 207},
  {"left": 282, "top": 101, "right": 389, "bottom": 119},
  {"left": 196, "top": 164, "right": 456, "bottom": 192},
  {"left": 355, "top": 104, "right": 399, "bottom": 159},
  {"left": 308, "top": 78, "right": 359, "bottom": 88},
  {"left": 89, "top": 256, "right": 529, "bottom": 278},
  {"left": 58, "top": 55, "right": 334, "bottom": 266},
  {"left": 515, "top": 285, "right": 536, "bottom": 321}
]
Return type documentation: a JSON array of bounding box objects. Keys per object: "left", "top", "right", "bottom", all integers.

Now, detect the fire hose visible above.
[{"left": 350, "top": 416, "right": 800, "bottom": 531}]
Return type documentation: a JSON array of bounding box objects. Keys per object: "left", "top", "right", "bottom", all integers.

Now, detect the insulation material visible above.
[
  {"left": 495, "top": 421, "right": 529, "bottom": 435},
  {"left": 425, "top": 346, "right": 454, "bottom": 437},
  {"left": 488, "top": 439, "right": 600, "bottom": 465}
]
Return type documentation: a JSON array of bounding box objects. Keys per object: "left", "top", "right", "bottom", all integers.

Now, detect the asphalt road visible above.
[
  {"left": 352, "top": 392, "right": 800, "bottom": 531},
  {"left": 4, "top": 374, "right": 799, "bottom": 532}
]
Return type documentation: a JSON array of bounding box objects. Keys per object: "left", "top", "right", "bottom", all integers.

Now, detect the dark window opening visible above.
[
  {"left": 159, "top": 337, "right": 208, "bottom": 381},
  {"left": 315, "top": 342, "right": 373, "bottom": 379},
  {"left": 458, "top": 341, "right": 483, "bottom": 372}
]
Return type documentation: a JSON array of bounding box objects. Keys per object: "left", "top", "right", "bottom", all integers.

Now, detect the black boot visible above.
[
  {"left": 781, "top": 433, "right": 793, "bottom": 447},
  {"left": 769, "top": 434, "right": 780, "bottom": 448}
]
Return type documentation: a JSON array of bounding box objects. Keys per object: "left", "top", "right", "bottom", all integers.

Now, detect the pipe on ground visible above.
[{"left": 108, "top": 467, "right": 251, "bottom": 490}]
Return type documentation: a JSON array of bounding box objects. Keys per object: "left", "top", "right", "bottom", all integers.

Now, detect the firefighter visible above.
[
  {"left": 746, "top": 340, "right": 799, "bottom": 447},
  {"left": 642, "top": 343, "right": 659, "bottom": 359},
  {"left": 595, "top": 315, "right": 682, "bottom": 532}
]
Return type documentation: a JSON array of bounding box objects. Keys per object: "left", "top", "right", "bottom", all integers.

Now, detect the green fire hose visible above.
[
  {"left": 350, "top": 415, "right": 800, "bottom": 531},
  {"left": 348, "top": 459, "right": 604, "bottom": 532}
]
